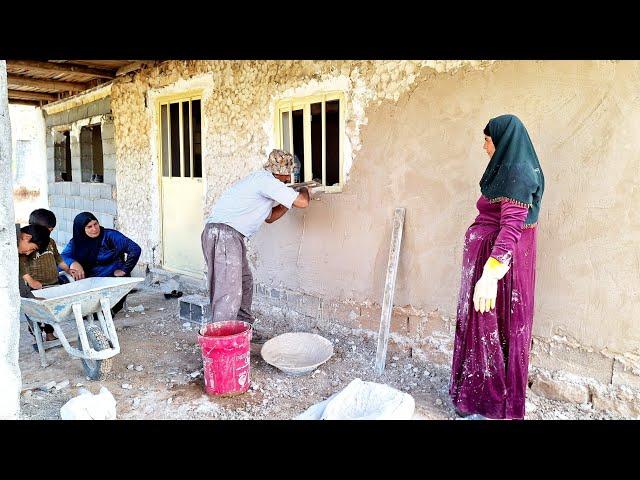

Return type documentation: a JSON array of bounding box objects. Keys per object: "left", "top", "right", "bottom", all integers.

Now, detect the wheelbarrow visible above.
[{"left": 20, "top": 277, "right": 144, "bottom": 380}]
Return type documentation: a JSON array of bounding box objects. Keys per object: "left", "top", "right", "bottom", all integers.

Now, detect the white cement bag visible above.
[
  {"left": 296, "top": 378, "right": 415, "bottom": 420},
  {"left": 295, "top": 393, "right": 339, "bottom": 420},
  {"left": 60, "top": 387, "right": 117, "bottom": 420}
]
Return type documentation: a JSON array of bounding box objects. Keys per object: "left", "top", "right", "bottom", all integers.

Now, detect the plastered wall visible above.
[{"left": 111, "top": 60, "right": 640, "bottom": 359}]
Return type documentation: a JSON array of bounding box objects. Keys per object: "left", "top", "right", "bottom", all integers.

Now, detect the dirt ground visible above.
[{"left": 18, "top": 287, "right": 626, "bottom": 420}]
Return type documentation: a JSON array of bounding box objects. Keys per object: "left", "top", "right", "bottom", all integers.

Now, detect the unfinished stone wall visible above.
[
  {"left": 110, "top": 60, "right": 484, "bottom": 269},
  {"left": 111, "top": 60, "right": 640, "bottom": 415},
  {"left": 44, "top": 97, "right": 117, "bottom": 246}
]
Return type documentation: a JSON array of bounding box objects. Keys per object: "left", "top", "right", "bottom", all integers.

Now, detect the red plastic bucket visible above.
[{"left": 197, "top": 320, "right": 252, "bottom": 396}]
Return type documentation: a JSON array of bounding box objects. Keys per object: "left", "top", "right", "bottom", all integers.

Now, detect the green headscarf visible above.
[{"left": 480, "top": 114, "right": 544, "bottom": 226}]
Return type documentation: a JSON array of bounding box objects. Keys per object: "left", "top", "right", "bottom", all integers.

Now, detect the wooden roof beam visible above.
[
  {"left": 7, "top": 60, "right": 116, "bottom": 79},
  {"left": 7, "top": 74, "right": 88, "bottom": 92},
  {"left": 8, "top": 99, "right": 42, "bottom": 107},
  {"left": 8, "top": 89, "right": 58, "bottom": 102}
]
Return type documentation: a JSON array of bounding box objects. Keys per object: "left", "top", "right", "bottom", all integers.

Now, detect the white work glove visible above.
[{"left": 473, "top": 257, "right": 510, "bottom": 314}]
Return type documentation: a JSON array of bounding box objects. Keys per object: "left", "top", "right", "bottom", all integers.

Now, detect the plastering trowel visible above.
[{"left": 288, "top": 180, "right": 322, "bottom": 190}]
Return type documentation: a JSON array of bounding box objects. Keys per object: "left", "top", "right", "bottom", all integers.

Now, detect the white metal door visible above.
[{"left": 158, "top": 95, "right": 204, "bottom": 277}]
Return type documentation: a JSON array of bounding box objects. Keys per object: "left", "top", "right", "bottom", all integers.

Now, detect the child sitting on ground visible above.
[
  {"left": 23, "top": 208, "right": 78, "bottom": 288},
  {"left": 16, "top": 224, "right": 51, "bottom": 297},
  {"left": 20, "top": 209, "right": 78, "bottom": 342}
]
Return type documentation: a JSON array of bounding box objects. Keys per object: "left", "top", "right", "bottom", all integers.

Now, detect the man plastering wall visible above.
[{"left": 202, "top": 149, "right": 310, "bottom": 331}]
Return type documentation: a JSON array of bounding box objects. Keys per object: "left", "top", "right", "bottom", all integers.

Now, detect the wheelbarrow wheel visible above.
[{"left": 78, "top": 325, "right": 113, "bottom": 380}]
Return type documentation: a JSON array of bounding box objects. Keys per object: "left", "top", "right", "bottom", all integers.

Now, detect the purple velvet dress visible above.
[{"left": 449, "top": 195, "right": 538, "bottom": 419}]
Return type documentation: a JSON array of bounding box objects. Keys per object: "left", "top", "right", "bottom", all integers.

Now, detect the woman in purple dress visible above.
[{"left": 449, "top": 114, "right": 545, "bottom": 420}]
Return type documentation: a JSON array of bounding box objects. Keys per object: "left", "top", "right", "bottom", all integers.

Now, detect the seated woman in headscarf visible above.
[{"left": 61, "top": 212, "right": 142, "bottom": 316}]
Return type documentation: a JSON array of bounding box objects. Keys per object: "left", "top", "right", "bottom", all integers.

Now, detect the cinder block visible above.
[
  {"left": 297, "top": 294, "right": 321, "bottom": 318},
  {"left": 102, "top": 153, "right": 116, "bottom": 171},
  {"left": 74, "top": 197, "right": 84, "bottom": 210},
  {"left": 87, "top": 101, "right": 99, "bottom": 117},
  {"left": 101, "top": 121, "right": 115, "bottom": 140},
  {"left": 58, "top": 110, "right": 69, "bottom": 125},
  {"left": 83, "top": 199, "right": 94, "bottom": 211},
  {"left": 79, "top": 183, "right": 91, "bottom": 198},
  {"left": 324, "top": 301, "right": 360, "bottom": 328},
  {"left": 410, "top": 345, "right": 452, "bottom": 366},
  {"left": 102, "top": 140, "right": 116, "bottom": 156},
  {"left": 384, "top": 339, "right": 412, "bottom": 357},
  {"left": 100, "top": 214, "right": 114, "bottom": 229},
  {"left": 100, "top": 199, "right": 111, "bottom": 213},
  {"left": 408, "top": 312, "right": 449, "bottom": 341},
  {"left": 61, "top": 221, "right": 72, "bottom": 235},
  {"left": 76, "top": 104, "right": 88, "bottom": 120},
  {"left": 270, "top": 288, "right": 282, "bottom": 300},
  {"left": 91, "top": 199, "right": 102, "bottom": 213},
  {"left": 49, "top": 205, "right": 61, "bottom": 221},
  {"left": 65, "top": 108, "right": 76, "bottom": 124},
  {"left": 591, "top": 387, "right": 640, "bottom": 417},
  {"left": 69, "top": 182, "right": 80, "bottom": 196},
  {"left": 65, "top": 196, "right": 75, "bottom": 208},
  {"left": 389, "top": 314, "right": 409, "bottom": 336},
  {"left": 103, "top": 169, "right": 116, "bottom": 186},
  {"left": 89, "top": 184, "right": 101, "bottom": 199},
  {"left": 359, "top": 304, "right": 383, "bottom": 331},
  {"left": 530, "top": 342, "right": 614, "bottom": 385},
  {"left": 62, "top": 182, "right": 71, "bottom": 196},
  {"left": 256, "top": 284, "right": 268, "bottom": 296},
  {"left": 612, "top": 359, "right": 640, "bottom": 390},
  {"left": 530, "top": 372, "right": 590, "bottom": 404},
  {"left": 99, "top": 97, "right": 112, "bottom": 114},
  {"left": 93, "top": 198, "right": 106, "bottom": 213},
  {"left": 286, "top": 292, "right": 303, "bottom": 309},
  {"left": 179, "top": 294, "right": 211, "bottom": 325},
  {"left": 180, "top": 301, "right": 191, "bottom": 322},
  {"left": 100, "top": 184, "right": 113, "bottom": 200},
  {"left": 105, "top": 200, "right": 117, "bottom": 216}
]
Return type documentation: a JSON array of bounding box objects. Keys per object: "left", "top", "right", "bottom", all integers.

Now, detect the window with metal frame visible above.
[
  {"left": 275, "top": 93, "right": 345, "bottom": 191},
  {"left": 159, "top": 96, "right": 202, "bottom": 178}
]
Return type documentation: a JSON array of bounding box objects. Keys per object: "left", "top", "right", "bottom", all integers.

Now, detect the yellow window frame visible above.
[
  {"left": 156, "top": 90, "right": 203, "bottom": 179},
  {"left": 274, "top": 91, "right": 345, "bottom": 193}
]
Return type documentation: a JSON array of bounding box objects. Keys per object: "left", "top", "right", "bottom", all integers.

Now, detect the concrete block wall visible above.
[
  {"left": 48, "top": 181, "right": 115, "bottom": 245},
  {"left": 251, "top": 282, "right": 640, "bottom": 417},
  {"left": 44, "top": 98, "right": 116, "bottom": 247},
  {"left": 251, "top": 282, "right": 455, "bottom": 361}
]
